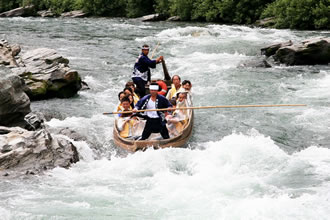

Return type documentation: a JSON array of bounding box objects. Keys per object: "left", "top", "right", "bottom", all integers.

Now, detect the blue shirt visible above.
[{"left": 132, "top": 53, "right": 157, "bottom": 82}]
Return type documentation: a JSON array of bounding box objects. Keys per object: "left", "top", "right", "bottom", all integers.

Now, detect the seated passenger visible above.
[
  {"left": 176, "top": 92, "right": 189, "bottom": 120},
  {"left": 178, "top": 80, "right": 192, "bottom": 105},
  {"left": 166, "top": 75, "right": 181, "bottom": 100},
  {"left": 125, "top": 81, "right": 140, "bottom": 100},
  {"left": 117, "top": 97, "right": 137, "bottom": 138},
  {"left": 166, "top": 95, "right": 188, "bottom": 136},
  {"left": 124, "top": 87, "right": 139, "bottom": 105},
  {"left": 115, "top": 91, "right": 127, "bottom": 113}
]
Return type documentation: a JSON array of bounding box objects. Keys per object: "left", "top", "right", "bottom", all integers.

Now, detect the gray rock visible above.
[
  {"left": 261, "top": 41, "right": 293, "bottom": 57},
  {"left": 24, "top": 112, "right": 46, "bottom": 131},
  {"left": 11, "top": 47, "right": 82, "bottom": 100},
  {"left": 0, "top": 5, "right": 35, "bottom": 17},
  {"left": 262, "top": 38, "right": 330, "bottom": 66},
  {"left": 61, "top": 10, "right": 86, "bottom": 18},
  {"left": 167, "top": 16, "right": 181, "bottom": 22},
  {"left": 0, "top": 40, "right": 19, "bottom": 67},
  {"left": 140, "top": 13, "right": 165, "bottom": 22},
  {"left": 239, "top": 57, "right": 272, "bottom": 68},
  {"left": 0, "top": 66, "right": 31, "bottom": 127},
  {"left": 255, "top": 17, "right": 276, "bottom": 28},
  {"left": 274, "top": 38, "right": 330, "bottom": 65},
  {"left": 37, "top": 10, "right": 55, "bottom": 17},
  {"left": 0, "top": 126, "right": 79, "bottom": 177}
]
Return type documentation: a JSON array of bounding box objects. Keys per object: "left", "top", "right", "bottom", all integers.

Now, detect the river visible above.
[{"left": 1, "top": 17, "right": 330, "bottom": 219}]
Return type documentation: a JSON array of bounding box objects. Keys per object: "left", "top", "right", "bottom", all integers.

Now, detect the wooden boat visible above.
[
  {"left": 113, "top": 60, "right": 194, "bottom": 152},
  {"left": 113, "top": 108, "right": 194, "bottom": 152}
]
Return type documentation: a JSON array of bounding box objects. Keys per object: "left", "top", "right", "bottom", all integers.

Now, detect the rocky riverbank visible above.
[
  {"left": 1, "top": 40, "right": 84, "bottom": 100},
  {"left": 0, "top": 40, "right": 85, "bottom": 177}
]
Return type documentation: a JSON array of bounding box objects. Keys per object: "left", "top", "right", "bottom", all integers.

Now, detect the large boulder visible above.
[
  {"left": 0, "top": 66, "right": 31, "bottom": 127},
  {"left": 0, "top": 5, "right": 35, "bottom": 17},
  {"left": 261, "top": 37, "right": 330, "bottom": 65},
  {"left": 11, "top": 47, "right": 82, "bottom": 100},
  {"left": 0, "top": 126, "right": 79, "bottom": 176}
]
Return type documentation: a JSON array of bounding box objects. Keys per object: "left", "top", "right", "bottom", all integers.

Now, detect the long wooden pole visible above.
[
  {"left": 150, "top": 42, "right": 160, "bottom": 59},
  {"left": 103, "top": 104, "right": 306, "bottom": 115}
]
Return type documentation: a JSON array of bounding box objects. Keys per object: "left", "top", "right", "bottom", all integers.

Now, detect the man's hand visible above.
[
  {"left": 132, "top": 109, "right": 138, "bottom": 113},
  {"left": 156, "top": 56, "right": 164, "bottom": 64}
]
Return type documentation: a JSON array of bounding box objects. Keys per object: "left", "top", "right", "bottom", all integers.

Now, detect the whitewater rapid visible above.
[{"left": 1, "top": 17, "right": 330, "bottom": 219}]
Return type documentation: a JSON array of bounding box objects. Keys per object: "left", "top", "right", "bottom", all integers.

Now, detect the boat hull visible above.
[{"left": 113, "top": 111, "right": 194, "bottom": 152}]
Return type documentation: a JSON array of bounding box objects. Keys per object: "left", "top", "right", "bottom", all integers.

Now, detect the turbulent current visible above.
[{"left": 1, "top": 17, "right": 330, "bottom": 219}]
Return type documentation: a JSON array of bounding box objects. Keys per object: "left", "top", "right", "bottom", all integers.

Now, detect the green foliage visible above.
[
  {"left": 1, "top": 0, "right": 328, "bottom": 30},
  {"left": 79, "top": 0, "right": 126, "bottom": 16},
  {"left": 0, "top": 0, "right": 21, "bottom": 13},
  {"left": 126, "top": 0, "right": 155, "bottom": 18},
  {"left": 216, "top": 0, "right": 274, "bottom": 24},
  {"left": 169, "top": 0, "right": 193, "bottom": 21},
  {"left": 262, "top": 0, "right": 330, "bottom": 29},
  {"left": 154, "top": 0, "right": 171, "bottom": 17},
  {"left": 191, "top": 0, "right": 221, "bottom": 21}
]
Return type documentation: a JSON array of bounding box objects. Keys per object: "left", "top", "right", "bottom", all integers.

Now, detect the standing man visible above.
[
  {"left": 132, "top": 44, "right": 163, "bottom": 97},
  {"left": 133, "top": 83, "right": 172, "bottom": 140}
]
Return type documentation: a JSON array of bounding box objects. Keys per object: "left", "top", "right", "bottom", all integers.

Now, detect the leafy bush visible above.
[
  {"left": 262, "top": 0, "right": 330, "bottom": 29},
  {"left": 0, "top": 0, "right": 21, "bottom": 13},
  {"left": 79, "top": 0, "right": 126, "bottom": 16},
  {"left": 126, "top": 0, "right": 155, "bottom": 18}
]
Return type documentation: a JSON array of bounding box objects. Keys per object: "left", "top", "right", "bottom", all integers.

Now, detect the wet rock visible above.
[
  {"left": 255, "top": 17, "right": 276, "bottom": 28},
  {"left": 37, "top": 10, "right": 55, "bottom": 17},
  {"left": 0, "top": 5, "right": 35, "bottom": 17},
  {"left": 261, "top": 41, "right": 293, "bottom": 57},
  {"left": 0, "top": 66, "right": 31, "bottom": 127},
  {"left": 0, "top": 126, "right": 79, "bottom": 177},
  {"left": 58, "top": 127, "right": 87, "bottom": 142},
  {"left": 61, "top": 10, "right": 86, "bottom": 18},
  {"left": 140, "top": 13, "right": 165, "bottom": 22},
  {"left": 261, "top": 38, "right": 330, "bottom": 65},
  {"left": 24, "top": 112, "right": 46, "bottom": 131},
  {"left": 11, "top": 47, "right": 82, "bottom": 100},
  {"left": 167, "top": 16, "right": 181, "bottom": 22},
  {"left": 239, "top": 57, "right": 272, "bottom": 68},
  {"left": 0, "top": 40, "right": 19, "bottom": 67}
]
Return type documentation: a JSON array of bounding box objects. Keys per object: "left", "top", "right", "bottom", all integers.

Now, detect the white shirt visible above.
[{"left": 146, "top": 99, "right": 159, "bottom": 118}]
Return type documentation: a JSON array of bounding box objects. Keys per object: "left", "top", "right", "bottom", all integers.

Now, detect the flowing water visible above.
[{"left": 1, "top": 17, "right": 330, "bottom": 219}]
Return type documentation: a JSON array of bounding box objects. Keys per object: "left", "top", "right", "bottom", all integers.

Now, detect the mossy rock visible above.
[{"left": 26, "top": 81, "right": 48, "bottom": 100}]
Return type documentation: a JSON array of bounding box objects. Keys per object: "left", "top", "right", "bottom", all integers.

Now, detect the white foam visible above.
[{"left": 3, "top": 131, "right": 327, "bottom": 218}]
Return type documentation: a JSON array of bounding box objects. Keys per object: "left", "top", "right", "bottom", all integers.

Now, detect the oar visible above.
[
  {"left": 161, "top": 59, "right": 171, "bottom": 81},
  {"left": 103, "top": 104, "right": 307, "bottom": 115}
]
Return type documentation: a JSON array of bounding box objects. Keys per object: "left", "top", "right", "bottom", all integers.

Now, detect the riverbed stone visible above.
[
  {"left": 0, "top": 126, "right": 79, "bottom": 177},
  {"left": 61, "top": 10, "right": 86, "bottom": 18},
  {"left": 0, "top": 66, "right": 31, "bottom": 127},
  {"left": 37, "top": 10, "right": 55, "bottom": 17},
  {"left": 11, "top": 47, "right": 82, "bottom": 100},
  {"left": 261, "top": 37, "right": 330, "bottom": 65},
  {"left": 0, "top": 40, "right": 19, "bottom": 67},
  {"left": 140, "top": 13, "right": 165, "bottom": 22}
]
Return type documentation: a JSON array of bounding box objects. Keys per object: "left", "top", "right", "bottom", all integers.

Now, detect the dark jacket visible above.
[
  {"left": 134, "top": 94, "right": 172, "bottom": 125},
  {"left": 132, "top": 53, "right": 157, "bottom": 82}
]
